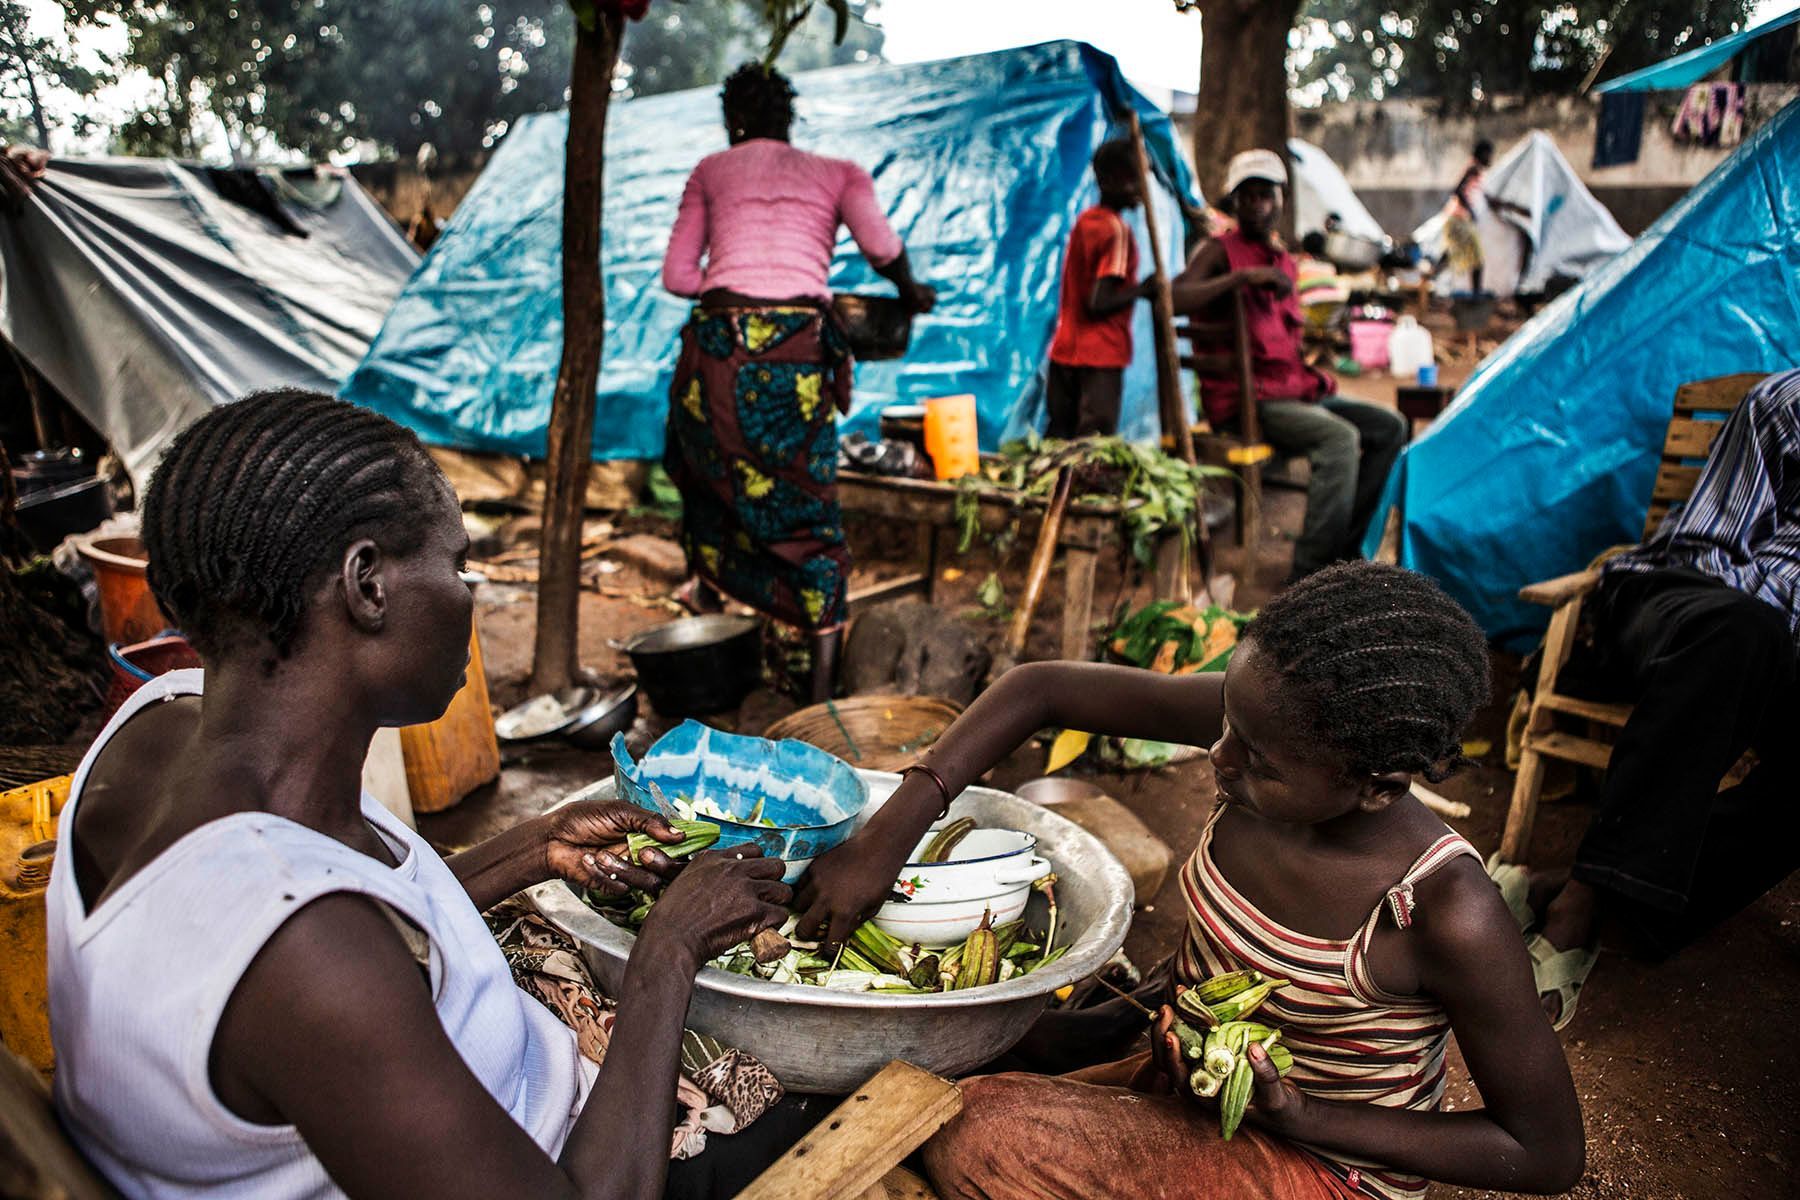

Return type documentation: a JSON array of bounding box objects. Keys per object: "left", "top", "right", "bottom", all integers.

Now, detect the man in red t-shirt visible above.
[{"left": 1045, "top": 140, "right": 1154, "bottom": 438}]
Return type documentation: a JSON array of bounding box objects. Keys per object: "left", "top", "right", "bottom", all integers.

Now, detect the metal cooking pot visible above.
[
  {"left": 831, "top": 293, "right": 913, "bottom": 360},
  {"left": 619, "top": 614, "right": 762, "bottom": 716}
]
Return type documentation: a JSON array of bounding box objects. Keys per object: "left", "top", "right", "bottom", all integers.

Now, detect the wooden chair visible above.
[
  {"left": 736, "top": 1060, "right": 958, "bottom": 1199},
  {"left": 1176, "top": 289, "right": 1275, "bottom": 583},
  {"left": 1498, "top": 373, "right": 1769, "bottom": 863}
]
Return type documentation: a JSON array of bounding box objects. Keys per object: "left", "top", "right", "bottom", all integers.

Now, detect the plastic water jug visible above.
[
  {"left": 1387, "top": 315, "right": 1435, "bottom": 380},
  {"left": 924, "top": 394, "right": 980, "bottom": 481}
]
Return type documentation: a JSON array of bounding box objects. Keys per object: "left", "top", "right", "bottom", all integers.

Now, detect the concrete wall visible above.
[{"left": 1289, "top": 87, "right": 1798, "bottom": 236}]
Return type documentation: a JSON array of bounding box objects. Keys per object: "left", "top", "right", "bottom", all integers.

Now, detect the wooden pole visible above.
[
  {"left": 1005, "top": 467, "right": 1074, "bottom": 658},
  {"left": 530, "top": 10, "right": 624, "bottom": 695},
  {"left": 1125, "top": 112, "right": 1195, "bottom": 465}
]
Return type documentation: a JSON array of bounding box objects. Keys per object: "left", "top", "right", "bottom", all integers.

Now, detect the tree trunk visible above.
[
  {"left": 2, "top": 12, "right": 52, "bottom": 148},
  {"left": 1191, "top": 0, "right": 1301, "bottom": 217},
  {"left": 529, "top": 11, "right": 624, "bottom": 695}
]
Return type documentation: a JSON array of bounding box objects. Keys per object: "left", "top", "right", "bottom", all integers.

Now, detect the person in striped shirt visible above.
[
  {"left": 1524, "top": 368, "right": 1800, "bottom": 1027},
  {"left": 799, "top": 562, "right": 1584, "bottom": 1198}
]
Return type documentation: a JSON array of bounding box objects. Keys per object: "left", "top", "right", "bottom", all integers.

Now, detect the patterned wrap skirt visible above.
[{"left": 664, "top": 305, "right": 854, "bottom": 631}]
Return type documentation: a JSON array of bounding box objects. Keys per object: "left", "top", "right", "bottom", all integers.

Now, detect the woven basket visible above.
[{"left": 763, "top": 695, "right": 963, "bottom": 773}]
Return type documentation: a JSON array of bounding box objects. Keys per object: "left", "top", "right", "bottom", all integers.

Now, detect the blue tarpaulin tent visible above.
[
  {"left": 1593, "top": 9, "right": 1800, "bottom": 94},
  {"left": 1363, "top": 98, "right": 1800, "bottom": 648},
  {"left": 341, "top": 41, "right": 1199, "bottom": 461}
]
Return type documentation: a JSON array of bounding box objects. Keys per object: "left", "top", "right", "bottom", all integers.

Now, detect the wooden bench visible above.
[
  {"left": 0, "top": 1046, "right": 954, "bottom": 1200},
  {"left": 1498, "top": 372, "right": 1769, "bottom": 862},
  {"left": 736, "top": 1061, "right": 957, "bottom": 1199},
  {"left": 837, "top": 470, "right": 1197, "bottom": 661}
]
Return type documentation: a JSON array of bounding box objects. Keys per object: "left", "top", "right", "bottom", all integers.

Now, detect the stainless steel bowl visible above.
[
  {"left": 530, "top": 773, "right": 1133, "bottom": 1094},
  {"left": 562, "top": 684, "right": 639, "bottom": 751},
  {"left": 495, "top": 687, "right": 594, "bottom": 743}
]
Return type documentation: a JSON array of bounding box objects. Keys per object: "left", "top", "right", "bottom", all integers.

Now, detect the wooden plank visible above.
[
  {"left": 837, "top": 473, "right": 1118, "bottom": 552},
  {"left": 1521, "top": 729, "right": 1614, "bottom": 771},
  {"left": 1662, "top": 417, "right": 1725, "bottom": 460},
  {"left": 848, "top": 574, "right": 931, "bottom": 612},
  {"left": 1153, "top": 533, "right": 1191, "bottom": 604},
  {"left": 1533, "top": 596, "right": 1585, "bottom": 696},
  {"left": 1537, "top": 692, "right": 1632, "bottom": 726},
  {"left": 1498, "top": 746, "right": 1546, "bottom": 863},
  {"left": 859, "top": 1167, "right": 940, "bottom": 1200},
  {"left": 1673, "top": 372, "right": 1764, "bottom": 413},
  {"left": 1517, "top": 568, "right": 1602, "bottom": 608},
  {"left": 1062, "top": 546, "right": 1100, "bottom": 662},
  {"left": 1651, "top": 462, "right": 1702, "bottom": 503},
  {"left": 736, "top": 1062, "right": 961, "bottom": 1200}
]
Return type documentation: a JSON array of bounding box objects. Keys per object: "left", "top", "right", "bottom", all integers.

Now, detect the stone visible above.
[
  {"left": 1042, "top": 792, "right": 1174, "bottom": 906},
  {"left": 843, "top": 600, "right": 924, "bottom": 696}
]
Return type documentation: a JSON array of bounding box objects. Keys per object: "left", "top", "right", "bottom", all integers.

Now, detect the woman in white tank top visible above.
[{"left": 48, "top": 390, "right": 792, "bottom": 1200}]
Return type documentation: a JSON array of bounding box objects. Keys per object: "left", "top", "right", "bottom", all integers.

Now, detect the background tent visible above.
[
  {"left": 1364, "top": 99, "right": 1800, "bottom": 647},
  {"left": 1414, "top": 131, "right": 1630, "bottom": 296},
  {"left": 1287, "top": 138, "right": 1386, "bottom": 244},
  {"left": 341, "top": 41, "right": 1200, "bottom": 462},
  {"left": 0, "top": 160, "right": 418, "bottom": 486}
]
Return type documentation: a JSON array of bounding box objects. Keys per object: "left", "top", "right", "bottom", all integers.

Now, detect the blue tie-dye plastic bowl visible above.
[{"left": 610, "top": 721, "right": 869, "bottom": 882}]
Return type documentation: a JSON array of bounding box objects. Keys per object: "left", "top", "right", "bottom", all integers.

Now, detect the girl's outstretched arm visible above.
[
  {"left": 795, "top": 662, "right": 1225, "bottom": 945},
  {"left": 1238, "top": 858, "right": 1585, "bottom": 1194}
]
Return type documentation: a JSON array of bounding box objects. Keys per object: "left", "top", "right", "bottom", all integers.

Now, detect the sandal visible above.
[
  {"left": 1485, "top": 853, "right": 1537, "bottom": 932},
  {"left": 1525, "top": 932, "right": 1598, "bottom": 1032}
]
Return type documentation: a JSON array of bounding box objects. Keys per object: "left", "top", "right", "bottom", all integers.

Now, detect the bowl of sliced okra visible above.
[{"left": 530, "top": 770, "right": 1134, "bottom": 1094}]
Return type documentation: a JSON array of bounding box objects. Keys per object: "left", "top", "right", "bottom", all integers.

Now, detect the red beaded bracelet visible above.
[{"left": 900, "top": 763, "right": 953, "bottom": 818}]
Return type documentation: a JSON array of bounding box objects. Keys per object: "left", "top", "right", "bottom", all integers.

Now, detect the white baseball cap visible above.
[{"left": 1224, "top": 148, "right": 1287, "bottom": 196}]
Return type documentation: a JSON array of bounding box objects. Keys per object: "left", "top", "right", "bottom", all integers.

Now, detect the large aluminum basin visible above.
[{"left": 530, "top": 772, "right": 1133, "bottom": 1094}]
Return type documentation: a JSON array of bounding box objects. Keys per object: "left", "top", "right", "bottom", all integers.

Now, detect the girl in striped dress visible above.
[{"left": 797, "top": 562, "right": 1584, "bottom": 1198}]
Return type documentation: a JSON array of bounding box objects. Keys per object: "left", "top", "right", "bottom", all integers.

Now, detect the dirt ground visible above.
[{"left": 424, "top": 362, "right": 1797, "bottom": 1199}]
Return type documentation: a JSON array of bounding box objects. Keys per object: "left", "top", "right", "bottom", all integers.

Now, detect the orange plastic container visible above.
[
  {"left": 0, "top": 774, "right": 71, "bottom": 1076},
  {"left": 923, "top": 394, "right": 980, "bottom": 481},
  {"left": 399, "top": 619, "right": 500, "bottom": 814},
  {"left": 76, "top": 535, "right": 173, "bottom": 647}
]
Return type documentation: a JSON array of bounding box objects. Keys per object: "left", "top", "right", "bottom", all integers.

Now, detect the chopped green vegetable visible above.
[{"left": 625, "top": 818, "right": 719, "bottom": 864}]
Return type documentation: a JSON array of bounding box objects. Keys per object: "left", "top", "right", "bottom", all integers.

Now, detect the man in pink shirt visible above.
[{"left": 660, "top": 64, "right": 934, "bottom": 702}]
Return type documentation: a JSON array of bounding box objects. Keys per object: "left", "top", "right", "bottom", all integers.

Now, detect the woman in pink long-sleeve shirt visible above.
[{"left": 660, "top": 63, "right": 934, "bottom": 703}]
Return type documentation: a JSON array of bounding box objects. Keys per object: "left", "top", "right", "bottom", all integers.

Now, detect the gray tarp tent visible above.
[
  {"left": 0, "top": 159, "right": 418, "bottom": 485},
  {"left": 1414, "top": 131, "right": 1630, "bottom": 297}
]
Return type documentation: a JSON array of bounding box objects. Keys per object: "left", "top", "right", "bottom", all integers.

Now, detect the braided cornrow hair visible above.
[
  {"left": 721, "top": 61, "right": 796, "bottom": 143},
  {"left": 141, "top": 389, "right": 443, "bottom": 663},
  {"left": 1242, "top": 561, "right": 1491, "bottom": 783}
]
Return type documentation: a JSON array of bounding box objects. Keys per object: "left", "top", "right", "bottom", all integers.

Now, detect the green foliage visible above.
[
  {"left": 65, "top": 0, "right": 579, "bottom": 159},
  {"left": 55, "top": 1, "right": 882, "bottom": 160},
  {"left": 619, "top": 0, "right": 881, "bottom": 98},
  {"left": 952, "top": 435, "right": 1232, "bottom": 570},
  {"left": 1292, "top": 1, "right": 1757, "bottom": 106},
  {"left": 0, "top": 1, "right": 111, "bottom": 147}
]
